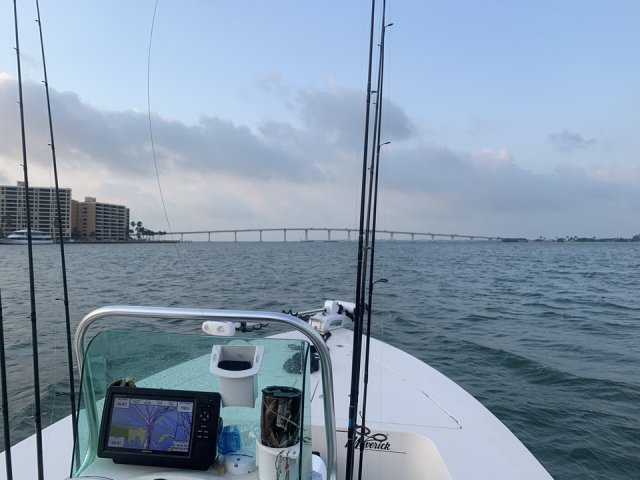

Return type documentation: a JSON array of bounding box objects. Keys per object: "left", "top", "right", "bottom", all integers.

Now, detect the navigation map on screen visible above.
[{"left": 107, "top": 396, "right": 193, "bottom": 453}]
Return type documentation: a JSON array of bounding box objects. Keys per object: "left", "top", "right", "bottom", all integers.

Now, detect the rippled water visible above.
[{"left": 0, "top": 241, "right": 639, "bottom": 479}]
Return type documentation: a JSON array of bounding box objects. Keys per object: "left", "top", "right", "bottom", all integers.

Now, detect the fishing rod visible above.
[
  {"left": 12, "top": 1, "right": 45, "bottom": 478},
  {"left": 34, "top": 0, "right": 78, "bottom": 453},
  {"left": 0, "top": 290, "right": 13, "bottom": 480},
  {"left": 358, "top": 2, "right": 391, "bottom": 478},
  {"left": 345, "top": 0, "right": 378, "bottom": 478}
]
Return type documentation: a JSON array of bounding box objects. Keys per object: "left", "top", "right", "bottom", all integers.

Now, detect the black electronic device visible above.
[{"left": 98, "top": 386, "right": 221, "bottom": 470}]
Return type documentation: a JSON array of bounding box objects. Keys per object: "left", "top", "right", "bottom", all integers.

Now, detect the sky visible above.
[{"left": 1, "top": 0, "right": 639, "bottom": 239}]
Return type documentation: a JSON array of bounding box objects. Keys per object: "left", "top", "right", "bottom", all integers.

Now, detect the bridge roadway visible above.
[{"left": 169, "top": 228, "right": 501, "bottom": 242}]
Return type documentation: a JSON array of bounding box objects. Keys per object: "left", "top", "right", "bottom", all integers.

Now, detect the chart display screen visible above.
[
  {"left": 98, "top": 386, "right": 221, "bottom": 469},
  {"left": 106, "top": 395, "right": 194, "bottom": 454}
]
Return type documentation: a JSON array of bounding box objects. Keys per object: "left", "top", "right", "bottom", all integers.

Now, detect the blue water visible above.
[{"left": 0, "top": 241, "right": 638, "bottom": 479}]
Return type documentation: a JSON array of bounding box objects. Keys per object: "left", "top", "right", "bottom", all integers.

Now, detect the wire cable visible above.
[{"left": 146, "top": 0, "right": 204, "bottom": 309}]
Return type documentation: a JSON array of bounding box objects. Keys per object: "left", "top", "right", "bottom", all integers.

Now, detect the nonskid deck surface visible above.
[
  {"left": 306, "top": 327, "right": 552, "bottom": 480},
  {"left": 0, "top": 326, "right": 551, "bottom": 480}
]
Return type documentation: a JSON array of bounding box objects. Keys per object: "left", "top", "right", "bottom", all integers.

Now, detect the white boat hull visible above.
[
  {"left": 2, "top": 230, "right": 54, "bottom": 244},
  {"left": 0, "top": 325, "right": 551, "bottom": 480},
  {"left": 0, "top": 239, "right": 54, "bottom": 245}
]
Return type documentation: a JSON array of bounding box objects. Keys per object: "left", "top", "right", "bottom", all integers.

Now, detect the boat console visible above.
[{"left": 70, "top": 306, "right": 336, "bottom": 480}]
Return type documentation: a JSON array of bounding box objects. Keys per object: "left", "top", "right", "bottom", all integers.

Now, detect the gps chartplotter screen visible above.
[{"left": 98, "top": 386, "right": 221, "bottom": 470}]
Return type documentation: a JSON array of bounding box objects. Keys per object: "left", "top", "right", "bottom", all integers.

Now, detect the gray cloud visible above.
[
  {"left": 548, "top": 130, "right": 596, "bottom": 153},
  {"left": 0, "top": 80, "right": 416, "bottom": 184},
  {"left": 296, "top": 87, "right": 416, "bottom": 152},
  {"left": 1, "top": 78, "right": 637, "bottom": 238},
  {"left": 0, "top": 80, "right": 320, "bottom": 181},
  {"left": 381, "top": 143, "right": 639, "bottom": 220}
]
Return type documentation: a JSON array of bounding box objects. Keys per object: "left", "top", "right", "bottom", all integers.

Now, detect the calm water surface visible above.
[{"left": 0, "top": 241, "right": 638, "bottom": 479}]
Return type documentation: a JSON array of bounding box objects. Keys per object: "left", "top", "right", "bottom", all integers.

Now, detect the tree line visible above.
[{"left": 130, "top": 221, "right": 167, "bottom": 240}]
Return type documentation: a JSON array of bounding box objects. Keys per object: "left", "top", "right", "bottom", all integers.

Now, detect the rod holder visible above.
[{"left": 210, "top": 344, "right": 264, "bottom": 407}]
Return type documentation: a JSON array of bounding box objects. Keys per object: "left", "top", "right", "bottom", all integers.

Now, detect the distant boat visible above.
[{"left": 1, "top": 229, "right": 54, "bottom": 245}]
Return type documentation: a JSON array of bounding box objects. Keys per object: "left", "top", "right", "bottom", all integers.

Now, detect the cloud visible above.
[
  {"left": 0, "top": 80, "right": 415, "bottom": 187},
  {"left": 296, "top": 86, "right": 416, "bottom": 152},
  {"left": 378, "top": 140, "right": 640, "bottom": 237},
  {"left": 0, "top": 78, "right": 638, "bottom": 238},
  {"left": 0, "top": 80, "right": 321, "bottom": 182},
  {"left": 548, "top": 130, "right": 596, "bottom": 153}
]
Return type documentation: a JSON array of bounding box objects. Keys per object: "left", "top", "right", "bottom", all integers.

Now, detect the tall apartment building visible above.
[
  {"left": 71, "top": 197, "right": 130, "bottom": 241},
  {"left": 0, "top": 182, "right": 71, "bottom": 239}
]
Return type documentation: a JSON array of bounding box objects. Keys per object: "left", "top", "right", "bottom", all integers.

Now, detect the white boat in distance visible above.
[{"left": 1, "top": 229, "right": 54, "bottom": 245}]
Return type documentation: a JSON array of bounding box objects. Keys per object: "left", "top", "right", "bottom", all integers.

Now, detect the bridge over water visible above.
[{"left": 169, "top": 228, "right": 501, "bottom": 242}]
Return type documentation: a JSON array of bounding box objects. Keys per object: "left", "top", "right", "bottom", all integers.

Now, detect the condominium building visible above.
[
  {"left": 0, "top": 182, "right": 71, "bottom": 239},
  {"left": 71, "top": 197, "right": 130, "bottom": 241}
]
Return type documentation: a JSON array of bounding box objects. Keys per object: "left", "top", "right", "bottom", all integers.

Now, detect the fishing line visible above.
[
  {"left": 352, "top": 2, "right": 373, "bottom": 236},
  {"left": 12, "top": 1, "right": 44, "bottom": 477},
  {"left": 34, "top": 0, "right": 78, "bottom": 451},
  {"left": 49, "top": 323, "right": 58, "bottom": 428},
  {"left": 146, "top": 0, "right": 204, "bottom": 310},
  {"left": 0, "top": 290, "right": 13, "bottom": 480},
  {"left": 378, "top": 22, "right": 392, "bottom": 353},
  {"left": 379, "top": 28, "right": 392, "bottom": 236}
]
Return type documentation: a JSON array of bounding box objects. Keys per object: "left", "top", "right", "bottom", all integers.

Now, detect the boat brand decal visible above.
[{"left": 345, "top": 426, "right": 405, "bottom": 454}]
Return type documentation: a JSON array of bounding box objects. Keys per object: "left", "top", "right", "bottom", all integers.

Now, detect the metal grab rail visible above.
[{"left": 74, "top": 305, "right": 337, "bottom": 480}]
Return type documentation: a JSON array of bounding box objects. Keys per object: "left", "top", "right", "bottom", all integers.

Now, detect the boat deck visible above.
[
  {"left": 0, "top": 325, "right": 552, "bottom": 480},
  {"left": 307, "top": 327, "right": 552, "bottom": 480}
]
